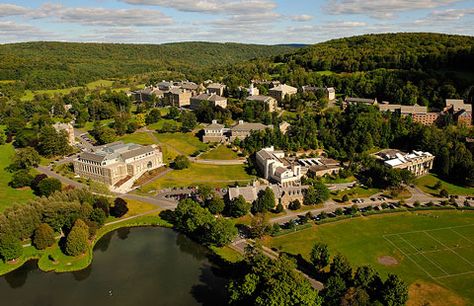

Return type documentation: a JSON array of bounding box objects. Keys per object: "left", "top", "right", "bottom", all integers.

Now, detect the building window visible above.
[{"left": 147, "top": 161, "right": 153, "bottom": 169}]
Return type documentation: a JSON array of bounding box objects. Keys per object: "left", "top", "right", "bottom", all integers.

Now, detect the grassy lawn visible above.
[
  {"left": 322, "top": 175, "right": 357, "bottom": 184},
  {"left": 122, "top": 199, "right": 158, "bottom": 217},
  {"left": 199, "top": 145, "right": 240, "bottom": 160},
  {"left": 263, "top": 210, "right": 474, "bottom": 305},
  {"left": 118, "top": 132, "right": 156, "bottom": 145},
  {"left": 155, "top": 132, "right": 208, "bottom": 156},
  {"left": 21, "top": 79, "right": 116, "bottom": 101},
  {"left": 138, "top": 163, "right": 254, "bottom": 192},
  {"left": 210, "top": 246, "right": 244, "bottom": 263},
  {"left": 147, "top": 118, "right": 181, "bottom": 131},
  {"left": 331, "top": 186, "right": 380, "bottom": 201},
  {"left": 80, "top": 119, "right": 114, "bottom": 133},
  {"left": 0, "top": 144, "right": 36, "bottom": 211},
  {"left": 416, "top": 174, "right": 474, "bottom": 196}
]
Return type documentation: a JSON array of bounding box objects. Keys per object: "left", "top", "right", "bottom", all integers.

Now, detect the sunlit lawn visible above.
[
  {"left": 199, "top": 145, "right": 240, "bottom": 160},
  {"left": 154, "top": 132, "right": 208, "bottom": 156},
  {"left": 118, "top": 132, "right": 156, "bottom": 145},
  {"left": 139, "top": 163, "right": 254, "bottom": 192},
  {"left": 0, "top": 144, "right": 36, "bottom": 211},
  {"left": 416, "top": 174, "right": 474, "bottom": 196}
]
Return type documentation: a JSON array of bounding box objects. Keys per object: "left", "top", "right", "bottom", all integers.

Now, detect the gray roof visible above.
[
  {"left": 247, "top": 95, "right": 274, "bottom": 102},
  {"left": 269, "top": 84, "right": 297, "bottom": 92},
  {"left": 208, "top": 94, "right": 226, "bottom": 102},
  {"left": 205, "top": 122, "right": 225, "bottom": 130},
  {"left": 121, "top": 146, "right": 156, "bottom": 160},
  {"left": 345, "top": 97, "right": 376, "bottom": 104},
  {"left": 231, "top": 122, "right": 271, "bottom": 132},
  {"left": 207, "top": 83, "right": 225, "bottom": 89},
  {"left": 79, "top": 151, "right": 107, "bottom": 163}
]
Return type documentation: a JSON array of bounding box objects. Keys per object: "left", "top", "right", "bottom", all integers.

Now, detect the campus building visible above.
[
  {"left": 202, "top": 120, "right": 272, "bottom": 143},
  {"left": 374, "top": 149, "right": 434, "bottom": 176},
  {"left": 190, "top": 93, "right": 227, "bottom": 110},
  {"left": 256, "top": 146, "right": 301, "bottom": 187},
  {"left": 268, "top": 84, "right": 297, "bottom": 102},
  {"left": 302, "top": 86, "right": 336, "bottom": 101},
  {"left": 298, "top": 157, "right": 341, "bottom": 177},
  {"left": 246, "top": 95, "right": 279, "bottom": 112},
  {"left": 378, "top": 103, "right": 441, "bottom": 125},
  {"left": 228, "top": 183, "right": 308, "bottom": 208},
  {"left": 73, "top": 142, "right": 163, "bottom": 187}
]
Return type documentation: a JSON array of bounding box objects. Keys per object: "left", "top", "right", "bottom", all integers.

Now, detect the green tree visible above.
[
  {"left": 249, "top": 213, "right": 269, "bottom": 238},
  {"left": 168, "top": 106, "right": 180, "bottom": 119},
  {"left": 310, "top": 242, "right": 330, "bottom": 271},
  {"left": 252, "top": 187, "right": 275, "bottom": 213},
  {"left": 36, "top": 177, "right": 62, "bottom": 197},
  {"left": 304, "top": 182, "right": 330, "bottom": 205},
  {"left": 9, "top": 170, "right": 33, "bottom": 188},
  {"left": 330, "top": 253, "right": 353, "bottom": 280},
  {"left": 32, "top": 223, "right": 55, "bottom": 250},
  {"left": 322, "top": 275, "right": 347, "bottom": 306},
  {"left": 10, "top": 147, "right": 41, "bottom": 170},
  {"left": 110, "top": 198, "right": 128, "bottom": 218},
  {"left": 380, "top": 274, "right": 409, "bottom": 306},
  {"left": 288, "top": 199, "right": 301, "bottom": 210},
  {"left": 353, "top": 265, "right": 383, "bottom": 298},
  {"left": 0, "top": 234, "right": 23, "bottom": 262},
  {"left": 37, "top": 125, "right": 72, "bottom": 157},
  {"left": 440, "top": 188, "right": 449, "bottom": 198},
  {"left": 93, "top": 196, "right": 110, "bottom": 216},
  {"left": 207, "top": 197, "right": 225, "bottom": 215},
  {"left": 172, "top": 155, "right": 190, "bottom": 170},
  {"left": 180, "top": 111, "right": 198, "bottom": 132},
  {"left": 207, "top": 217, "right": 237, "bottom": 247},
  {"left": 65, "top": 219, "right": 90, "bottom": 256},
  {"left": 89, "top": 208, "right": 106, "bottom": 226},
  {"left": 340, "top": 287, "right": 370, "bottom": 306},
  {"left": 342, "top": 194, "right": 349, "bottom": 202},
  {"left": 146, "top": 108, "right": 161, "bottom": 124},
  {"left": 226, "top": 195, "right": 250, "bottom": 217}
]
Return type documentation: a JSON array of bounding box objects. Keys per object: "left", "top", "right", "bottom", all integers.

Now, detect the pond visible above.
[{"left": 0, "top": 227, "right": 228, "bottom": 306}]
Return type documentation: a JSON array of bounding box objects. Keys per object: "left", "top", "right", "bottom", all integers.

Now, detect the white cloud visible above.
[
  {"left": 32, "top": 4, "right": 173, "bottom": 27},
  {"left": 0, "top": 20, "right": 54, "bottom": 42},
  {"left": 326, "top": 0, "right": 460, "bottom": 19},
  {"left": 0, "top": 3, "right": 28, "bottom": 17},
  {"left": 291, "top": 14, "right": 313, "bottom": 22},
  {"left": 121, "top": 0, "right": 277, "bottom": 14},
  {"left": 425, "top": 8, "right": 474, "bottom": 20}
]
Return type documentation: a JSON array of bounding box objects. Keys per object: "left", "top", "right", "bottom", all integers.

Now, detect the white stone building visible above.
[{"left": 256, "top": 146, "right": 301, "bottom": 187}]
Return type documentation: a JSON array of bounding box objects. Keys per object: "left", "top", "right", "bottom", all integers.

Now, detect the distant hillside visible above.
[
  {"left": 0, "top": 41, "right": 296, "bottom": 90},
  {"left": 218, "top": 33, "right": 474, "bottom": 108},
  {"left": 278, "top": 33, "right": 474, "bottom": 72}
]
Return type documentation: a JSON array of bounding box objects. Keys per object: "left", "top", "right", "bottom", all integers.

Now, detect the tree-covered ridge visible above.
[
  {"left": 0, "top": 41, "right": 296, "bottom": 90},
  {"left": 216, "top": 33, "right": 474, "bottom": 109},
  {"left": 280, "top": 33, "right": 474, "bottom": 72}
]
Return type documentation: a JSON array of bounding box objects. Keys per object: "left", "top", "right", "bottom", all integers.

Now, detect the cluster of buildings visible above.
[
  {"left": 73, "top": 142, "right": 163, "bottom": 189},
  {"left": 343, "top": 97, "right": 472, "bottom": 126},
  {"left": 202, "top": 120, "right": 273, "bottom": 143},
  {"left": 374, "top": 149, "right": 435, "bottom": 176}
]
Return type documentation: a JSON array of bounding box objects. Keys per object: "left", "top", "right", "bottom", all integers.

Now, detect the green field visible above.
[
  {"left": 416, "top": 174, "right": 474, "bottom": 196},
  {"left": 139, "top": 163, "right": 254, "bottom": 192},
  {"left": 154, "top": 132, "right": 208, "bottom": 156},
  {"left": 0, "top": 144, "right": 36, "bottom": 211},
  {"left": 147, "top": 118, "right": 181, "bottom": 131},
  {"left": 331, "top": 186, "right": 380, "bottom": 201},
  {"left": 118, "top": 132, "right": 157, "bottom": 145},
  {"left": 199, "top": 145, "right": 240, "bottom": 160},
  {"left": 21, "top": 79, "right": 115, "bottom": 100},
  {"left": 264, "top": 211, "right": 474, "bottom": 305}
]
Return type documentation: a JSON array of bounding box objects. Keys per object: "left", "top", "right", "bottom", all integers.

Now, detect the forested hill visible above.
[
  {"left": 219, "top": 33, "right": 474, "bottom": 109},
  {"left": 278, "top": 33, "right": 474, "bottom": 72},
  {"left": 0, "top": 41, "right": 296, "bottom": 90}
]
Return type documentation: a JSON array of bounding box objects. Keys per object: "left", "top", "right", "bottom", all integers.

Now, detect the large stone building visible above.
[
  {"left": 246, "top": 95, "right": 279, "bottom": 112},
  {"left": 302, "top": 86, "right": 336, "bottom": 101},
  {"left": 53, "top": 122, "right": 75, "bottom": 146},
  {"left": 445, "top": 99, "right": 472, "bottom": 126},
  {"left": 202, "top": 120, "right": 272, "bottom": 143},
  {"left": 206, "top": 83, "right": 226, "bottom": 96},
  {"left": 73, "top": 142, "right": 163, "bottom": 187},
  {"left": 165, "top": 88, "right": 192, "bottom": 107},
  {"left": 190, "top": 93, "right": 227, "bottom": 110},
  {"left": 228, "top": 183, "right": 308, "bottom": 208},
  {"left": 256, "top": 146, "right": 301, "bottom": 187},
  {"left": 374, "top": 149, "right": 434, "bottom": 176},
  {"left": 298, "top": 157, "right": 341, "bottom": 177},
  {"left": 378, "top": 103, "right": 441, "bottom": 125},
  {"left": 268, "top": 84, "right": 297, "bottom": 102}
]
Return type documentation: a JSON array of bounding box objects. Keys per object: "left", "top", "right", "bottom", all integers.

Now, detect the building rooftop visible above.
[
  {"left": 270, "top": 84, "right": 297, "bottom": 92},
  {"left": 247, "top": 95, "right": 274, "bottom": 102},
  {"left": 231, "top": 121, "right": 271, "bottom": 132}
]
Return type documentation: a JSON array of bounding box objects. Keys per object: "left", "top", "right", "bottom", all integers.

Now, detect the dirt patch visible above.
[
  {"left": 378, "top": 255, "right": 399, "bottom": 266},
  {"left": 408, "top": 281, "right": 466, "bottom": 306}
]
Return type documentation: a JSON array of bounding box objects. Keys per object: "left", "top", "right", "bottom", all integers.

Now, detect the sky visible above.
[{"left": 0, "top": 0, "right": 473, "bottom": 44}]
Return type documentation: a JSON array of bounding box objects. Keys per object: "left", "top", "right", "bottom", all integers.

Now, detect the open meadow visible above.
[
  {"left": 0, "top": 144, "right": 36, "bottom": 211},
  {"left": 263, "top": 210, "right": 474, "bottom": 305}
]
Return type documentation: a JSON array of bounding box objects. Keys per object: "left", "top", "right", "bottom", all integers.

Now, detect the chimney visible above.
[
  {"left": 238, "top": 120, "right": 244, "bottom": 125},
  {"left": 212, "top": 119, "right": 217, "bottom": 124}
]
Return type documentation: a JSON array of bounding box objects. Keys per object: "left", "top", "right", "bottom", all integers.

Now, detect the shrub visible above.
[
  {"left": 110, "top": 198, "right": 128, "bottom": 218},
  {"left": 0, "top": 234, "right": 23, "bottom": 262},
  {"left": 172, "top": 155, "right": 190, "bottom": 170},
  {"left": 9, "top": 170, "right": 33, "bottom": 188},
  {"left": 33, "top": 223, "right": 55, "bottom": 250},
  {"left": 288, "top": 199, "right": 301, "bottom": 210}
]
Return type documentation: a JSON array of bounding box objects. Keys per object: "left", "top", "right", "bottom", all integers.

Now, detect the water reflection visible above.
[{"left": 0, "top": 227, "right": 227, "bottom": 306}]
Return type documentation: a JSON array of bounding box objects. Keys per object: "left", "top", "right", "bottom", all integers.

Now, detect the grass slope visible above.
[
  {"left": 199, "top": 145, "right": 240, "bottom": 160},
  {"left": 264, "top": 211, "right": 474, "bottom": 304},
  {"left": 139, "top": 163, "right": 254, "bottom": 192},
  {"left": 0, "top": 144, "right": 36, "bottom": 211},
  {"left": 416, "top": 174, "right": 474, "bottom": 196}
]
